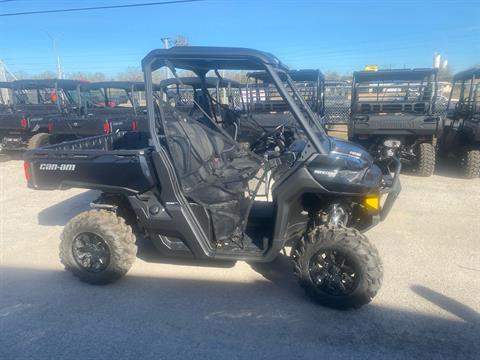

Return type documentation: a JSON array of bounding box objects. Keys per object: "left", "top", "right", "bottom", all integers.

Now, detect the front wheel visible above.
[
  {"left": 415, "top": 142, "right": 436, "bottom": 177},
  {"left": 461, "top": 149, "right": 480, "bottom": 179},
  {"left": 292, "top": 225, "right": 383, "bottom": 310},
  {"left": 59, "top": 210, "right": 137, "bottom": 284}
]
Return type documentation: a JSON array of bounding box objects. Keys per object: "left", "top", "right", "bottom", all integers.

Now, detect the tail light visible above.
[
  {"left": 20, "top": 116, "right": 28, "bottom": 129},
  {"left": 103, "top": 120, "right": 111, "bottom": 134},
  {"left": 47, "top": 120, "right": 53, "bottom": 133},
  {"left": 23, "top": 162, "right": 31, "bottom": 182},
  {"left": 131, "top": 119, "right": 138, "bottom": 131}
]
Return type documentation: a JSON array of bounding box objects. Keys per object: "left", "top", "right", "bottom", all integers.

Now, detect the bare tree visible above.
[
  {"left": 172, "top": 35, "right": 190, "bottom": 47},
  {"left": 117, "top": 67, "right": 143, "bottom": 82},
  {"left": 68, "top": 72, "right": 110, "bottom": 82},
  {"left": 324, "top": 71, "right": 351, "bottom": 81},
  {"left": 438, "top": 65, "right": 454, "bottom": 82}
]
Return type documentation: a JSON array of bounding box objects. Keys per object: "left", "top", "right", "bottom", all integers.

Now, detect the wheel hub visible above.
[
  {"left": 308, "top": 250, "right": 359, "bottom": 296},
  {"left": 72, "top": 232, "right": 111, "bottom": 273}
]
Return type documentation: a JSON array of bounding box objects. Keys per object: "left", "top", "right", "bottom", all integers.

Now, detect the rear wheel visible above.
[
  {"left": 292, "top": 225, "right": 383, "bottom": 310},
  {"left": 461, "top": 149, "right": 480, "bottom": 179},
  {"left": 415, "top": 142, "right": 436, "bottom": 177},
  {"left": 28, "top": 133, "right": 51, "bottom": 149},
  {"left": 59, "top": 210, "right": 137, "bottom": 284}
]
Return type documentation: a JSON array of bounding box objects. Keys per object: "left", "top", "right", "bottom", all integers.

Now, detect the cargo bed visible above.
[{"left": 24, "top": 131, "right": 155, "bottom": 194}]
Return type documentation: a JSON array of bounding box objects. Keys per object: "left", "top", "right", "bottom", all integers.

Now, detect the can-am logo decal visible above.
[
  {"left": 39, "top": 163, "right": 76, "bottom": 171},
  {"left": 313, "top": 169, "right": 338, "bottom": 178}
]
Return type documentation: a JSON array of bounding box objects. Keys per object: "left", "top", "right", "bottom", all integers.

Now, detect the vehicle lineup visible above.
[{"left": 0, "top": 45, "right": 476, "bottom": 311}]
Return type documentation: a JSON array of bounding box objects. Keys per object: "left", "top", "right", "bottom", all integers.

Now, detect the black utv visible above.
[
  {"left": 439, "top": 67, "right": 480, "bottom": 178},
  {"left": 45, "top": 81, "right": 149, "bottom": 146},
  {"left": 0, "top": 79, "right": 82, "bottom": 150},
  {"left": 349, "top": 69, "right": 439, "bottom": 176},
  {"left": 24, "top": 47, "right": 400, "bottom": 310}
]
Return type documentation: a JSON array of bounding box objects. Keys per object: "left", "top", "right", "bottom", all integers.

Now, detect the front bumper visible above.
[{"left": 379, "top": 157, "right": 402, "bottom": 220}]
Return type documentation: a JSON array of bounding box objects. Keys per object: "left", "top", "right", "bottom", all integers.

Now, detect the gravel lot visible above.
[{"left": 1, "top": 158, "right": 479, "bottom": 360}]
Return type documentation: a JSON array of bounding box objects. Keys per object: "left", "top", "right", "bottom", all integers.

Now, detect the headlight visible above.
[{"left": 383, "top": 139, "right": 402, "bottom": 148}]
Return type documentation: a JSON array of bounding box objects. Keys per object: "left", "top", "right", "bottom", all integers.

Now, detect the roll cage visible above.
[
  {"left": 246, "top": 69, "right": 325, "bottom": 116},
  {"left": 10, "top": 79, "right": 82, "bottom": 111},
  {"left": 351, "top": 68, "right": 438, "bottom": 115},
  {"left": 142, "top": 46, "right": 329, "bottom": 155},
  {"left": 79, "top": 81, "right": 149, "bottom": 115},
  {"left": 0, "top": 82, "right": 12, "bottom": 107},
  {"left": 447, "top": 67, "right": 480, "bottom": 117},
  {"left": 159, "top": 76, "right": 244, "bottom": 112}
]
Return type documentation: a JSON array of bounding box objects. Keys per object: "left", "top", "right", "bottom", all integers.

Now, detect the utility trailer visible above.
[
  {"left": 349, "top": 69, "right": 439, "bottom": 176},
  {"left": 438, "top": 67, "right": 480, "bottom": 178},
  {"left": 0, "top": 79, "right": 82, "bottom": 151},
  {"left": 25, "top": 46, "right": 401, "bottom": 310},
  {"left": 46, "top": 81, "right": 150, "bottom": 146}
]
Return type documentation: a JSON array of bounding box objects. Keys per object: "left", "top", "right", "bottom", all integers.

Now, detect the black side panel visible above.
[
  {"left": 265, "top": 168, "right": 325, "bottom": 261},
  {"left": 27, "top": 151, "right": 155, "bottom": 194}
]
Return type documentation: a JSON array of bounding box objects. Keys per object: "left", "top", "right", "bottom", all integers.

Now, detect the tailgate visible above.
[
  {"left": 0, "top": 114, "right": 22, "bottom": 131},
  {"left": 24, "top": 148, "right": 155, "bottom": 194},
  {"left": 51, "top": 116, "right": 133, "bottom": 137}
]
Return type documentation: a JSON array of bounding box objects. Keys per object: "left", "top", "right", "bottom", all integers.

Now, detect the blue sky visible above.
[{"left": 0, "top": 0, "right": 479, "bottom": 76}]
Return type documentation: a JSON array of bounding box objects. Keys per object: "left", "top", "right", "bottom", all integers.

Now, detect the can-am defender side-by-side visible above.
[
  {"left": 24, "top": 47, "right": 401, "bottom": 309},
  {"left": 349, "top": 69, "right": 439, "bottom": 176},
  {"left": 0, "top": 79, "right": 82, "bottom": 150},
  {"left": 439, "top": 67, "right": 480, "bottom": 178},
  {"left": 45, "top": 82, "right": 149, "bottom": 146}
]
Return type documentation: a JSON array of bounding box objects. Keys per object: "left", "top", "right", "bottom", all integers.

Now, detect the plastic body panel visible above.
[
  {"left": 350, "top": 114, "right": 439, "bottom": 137},
  {"left": 24, "top": 132, "right": 155, "bottom": 194}
]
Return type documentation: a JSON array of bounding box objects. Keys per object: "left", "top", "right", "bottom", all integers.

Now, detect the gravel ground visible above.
[{"left": 1, "top": 158, "right": 479, "bottom": 360}]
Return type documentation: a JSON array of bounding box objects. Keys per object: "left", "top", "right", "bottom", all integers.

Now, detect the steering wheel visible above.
[{"left": 250, "top": 123, "right": 286, "bottom": 153}]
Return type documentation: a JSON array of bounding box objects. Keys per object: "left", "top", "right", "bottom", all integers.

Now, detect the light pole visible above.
[
  {"left": 46, "top": 32, "right": 63, "bottom": 79},
  {"left": 161, "top": 37, "right": 170, "bottom": 79}
]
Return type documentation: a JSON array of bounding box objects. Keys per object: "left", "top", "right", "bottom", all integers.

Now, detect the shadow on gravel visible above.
[
  {"left": 434, "top": 157, "right": 480, "bottom": 179},
  {"left": 411, "top": 285, "right": 480, "bottom": 323},
  {"left": 37, "top": 190, "right": 100, "bottom": 226},
  {"left": 0, "top": 150, "right": 24, "bottom": 161},
  {"left": 1, "top": 266, "right": 478, "bottom": 360}
]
